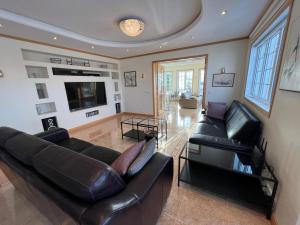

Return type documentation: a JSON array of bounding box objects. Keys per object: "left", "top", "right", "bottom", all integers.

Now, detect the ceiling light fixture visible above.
[
  {"left": 119, "top": 18, "right": 144, "bottom": 37},
  {"left": 53, "top": 36, "right": 57, "bottom": 40},
  {"left": 221, "top": 10, "right": 227, "bottom": 15}
]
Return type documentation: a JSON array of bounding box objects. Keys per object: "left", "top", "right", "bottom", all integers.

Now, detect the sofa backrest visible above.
[
  {"left": 33, "top": 145, "right": 125, "bottom": 202},
  {"left": 0, "top": 127, "right": 52, "bottom": 166},
  {"left": 225, "top": 101, "right": 261, "bottom": 144},
  {"left": 0, "top": 126, "right": 126, "bottom": 203}
]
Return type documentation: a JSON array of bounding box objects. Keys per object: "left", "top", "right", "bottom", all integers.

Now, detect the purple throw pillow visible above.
[
  {"left": 206, "top": 102, "right": 227, "bottom": 120},
  {"left": 111, "top": 140, "right": 146, "bottom": 176}
]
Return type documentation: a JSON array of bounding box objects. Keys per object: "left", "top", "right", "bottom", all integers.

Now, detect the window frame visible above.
[
  {"left": 244, "top": 10, "right": 289, "bottom": 116},
  {"left": 176, "top": 69, "right": 194, "bottom": 93}
]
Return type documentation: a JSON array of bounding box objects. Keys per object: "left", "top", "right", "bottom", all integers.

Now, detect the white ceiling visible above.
[{"left": 0, "top": 0, "right": 270, "bottom": 59}]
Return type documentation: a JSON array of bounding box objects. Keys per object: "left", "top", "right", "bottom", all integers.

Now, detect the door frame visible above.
[{"left": 152, "top": 54, "right": 208, "bottom": 116}]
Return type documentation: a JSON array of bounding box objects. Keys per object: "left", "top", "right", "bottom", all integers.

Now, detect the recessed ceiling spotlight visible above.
[
  {"left": 120, "top": 18, "right": 144, "bottom": 37},
  {"left": 53, "top": 36, "right": 57, "bottom": 40},
  {"left": 91, "top": 45, "right": 95, "bottom": 49},
  {"left": 221, "top": 10, "right": 227, "bottom": 15},
  {"left": 0, "top": 24, "right": 3, "bottom": 28},
  {"left": 159, "top": 45, "right": 162, "bottom": 49}
]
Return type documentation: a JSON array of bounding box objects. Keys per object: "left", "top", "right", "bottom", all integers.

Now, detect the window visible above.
[
  {"left": 163, "top": 71, "right": 173, "bottom": 93},
  {"left": 245, "top": 13, "right": 288, "bottom": 113},
  {"left": 177, "top": 70, "right": 193, "bottom": 93}
]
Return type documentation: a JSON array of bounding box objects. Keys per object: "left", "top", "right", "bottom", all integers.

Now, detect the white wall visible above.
[
  {"left": 0, "top": 37, "right": 122, "bottom": 134},
  {"left": 120, "top": 39, "right": 249, "bottom": 114},
  {"left": 242, "top": 1, "right": 300, "bottom": 225}
]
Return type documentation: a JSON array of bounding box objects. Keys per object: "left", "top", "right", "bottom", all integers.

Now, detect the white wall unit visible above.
[
  {"left": 0, "top": 37, "right": 122, "bottom": 134},
  {"left": 120, "top": 39, "right": 249, "bottom": 114}
]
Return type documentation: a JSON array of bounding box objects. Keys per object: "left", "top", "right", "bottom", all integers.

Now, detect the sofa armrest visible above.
[
  {"left": 35, "top": 128, "right": 70, "bottom": 144},
  {"left": 81, "top": 152, "right": 173, "bottom": 225},
  {"left": 189, "top": 134, "right": 253, "bottom": 153}
]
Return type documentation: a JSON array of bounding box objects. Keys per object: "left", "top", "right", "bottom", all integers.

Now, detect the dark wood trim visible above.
[
  {"left": 120, "top": 37, "right": 249, "bottom": 60},
  {"left": 152, "top": 54, "right": 208, "bottom": 115},
  {"left": 0, "top": 33, "right": 119, "bottom": 60},
  {"left": 249, "top": 0, "right": 274, "bottom": 36},
  {"left": 243, "top": 0, "right": 293, "bottom": 118}
]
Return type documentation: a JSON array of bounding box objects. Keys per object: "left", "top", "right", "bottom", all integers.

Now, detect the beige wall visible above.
[
  {"left": 242, "top": 1, "right": 300, "bottom": 224},
  {"left": 121, "top": 39, "right": 248, "bottom": 114}
]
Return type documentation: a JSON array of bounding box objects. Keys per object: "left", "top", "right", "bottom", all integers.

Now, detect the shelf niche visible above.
[{"left": 26, "top": 65, "right": 49, "bottom": 78}]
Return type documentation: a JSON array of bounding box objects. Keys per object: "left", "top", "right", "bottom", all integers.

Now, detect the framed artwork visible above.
[
  {"left": 280, "top": 16, "right": 300, "bottom": 92},
  {"left": 212, "top": 73, "right": 235, "bottom": 87},
  {"left": 124, "top": 71, "right": 137, "bottom": 87}
]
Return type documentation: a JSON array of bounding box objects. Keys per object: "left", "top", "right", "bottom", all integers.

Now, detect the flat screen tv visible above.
[{"left": 64, "top": 82, "right": 107, "bottom": 111}]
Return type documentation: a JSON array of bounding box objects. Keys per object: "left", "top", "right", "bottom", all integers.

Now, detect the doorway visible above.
[{"left": 152, "top": 55, "right": 208, "bottom": 117}]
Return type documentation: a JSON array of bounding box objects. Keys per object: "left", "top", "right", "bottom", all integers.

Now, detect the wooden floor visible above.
[{"left": 0, "top": 103, "right": 271, "bottom": 225}]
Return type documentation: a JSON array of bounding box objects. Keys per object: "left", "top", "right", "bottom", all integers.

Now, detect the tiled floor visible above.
[{"left": 0, "top": 103, "right": 271, "bottom": 225}]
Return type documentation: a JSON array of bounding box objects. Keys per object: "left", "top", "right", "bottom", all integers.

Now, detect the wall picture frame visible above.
[
  {"left": 212, "top": 73, "right": 235, "bottom": 87},
  {"left": 124, "top": 71, "right": 137, "bottom": 87},
  {"left": 279, "top": 15, "right": 300, "bottom": 92}
]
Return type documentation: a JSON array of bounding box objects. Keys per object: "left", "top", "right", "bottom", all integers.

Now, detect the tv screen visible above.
[{"left": 64, "top": 82, "right": 107, "bottom": 111}]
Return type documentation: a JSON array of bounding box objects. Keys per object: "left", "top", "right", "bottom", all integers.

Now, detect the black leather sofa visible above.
[
  {"left": 0, "top": 127, "right": 173, "bottom": 225},
  {"left": 189, "top": 100, "right": 261, "bottom": 153}
]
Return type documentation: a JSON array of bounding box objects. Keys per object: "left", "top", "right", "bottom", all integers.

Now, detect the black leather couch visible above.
[
  {"left": 189, "top": 100, "right": 261, "bottom": 153},
  {"left": 0, "top": 127, "right": 173, "bottom": 225}
]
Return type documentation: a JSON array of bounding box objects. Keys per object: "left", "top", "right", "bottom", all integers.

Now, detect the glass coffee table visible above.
[
  {"left": 120, "top": 117, "right": 167, "bottom": 145},
  {"left": 178, "top": 142, "right": 278, "bottom": 219},
  {"left": 120, "top": 118, "right": 145, "bottom": 141}
]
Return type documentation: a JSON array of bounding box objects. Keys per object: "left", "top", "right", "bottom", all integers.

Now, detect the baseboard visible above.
[
  {"left": 68, "top": 113, "right": 120, "bottom": 134},
  {"left": 271, "top": 215, "right": 279, "bottom": 225},
  {"left": 122, "top": 112, "right": 154, "bottom": 117}
]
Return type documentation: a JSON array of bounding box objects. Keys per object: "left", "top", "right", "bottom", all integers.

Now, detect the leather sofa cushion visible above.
[
  {"left": 194, "top": 123, "right": 227, "bottom": 138},
  {"left": 81, "top": 146, "right": 121, "bottom": 165},
  {"left": 198, "top": 115, "right": 225, "bottom": 129},
  {"left": 189, "top": 134, "right": 253, "bottom": 152},
  {"left": 5, "top": 133, "right": 52, "bottom": 166},
  {"left": 33, "top": 145, "right": 125, "bottom": 203},
  {"left": 0, "top": 127, "right": 23, "bottom": 148},
  {"left": 224, "top": 100, "right": 239, "bottom": 124},
  {"left": 226, "top": 107, "right": 250, "bottom": 139},
  {"left": 35, "top": 128, "right": 70, "bottom": 144},
  {"left": 57, "top": 138, "right": 93, "bottom": 153}
]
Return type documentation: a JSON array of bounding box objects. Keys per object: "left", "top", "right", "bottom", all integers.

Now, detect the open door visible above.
[{"left": 153, "top": 55, "right": 208, "bottom": 116}]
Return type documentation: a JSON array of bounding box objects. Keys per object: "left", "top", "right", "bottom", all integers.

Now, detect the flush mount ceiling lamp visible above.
[{"left": 119, "top": 18, "right": 144, "bottom": 37}]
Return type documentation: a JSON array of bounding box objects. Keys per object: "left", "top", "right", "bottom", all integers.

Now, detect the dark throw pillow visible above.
[
  {"left": 111, "top": 140, "right": 146, "bottom": 176},
  {"left": 207, "top": 102, "right": 227, "bottom": 120},
  {"left": 127, "top": 138, "right": 156, "bottom": 177}
]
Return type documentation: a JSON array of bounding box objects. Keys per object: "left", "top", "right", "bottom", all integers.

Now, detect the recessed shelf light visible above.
[
  {"left": 221, "top": 10, "right": 227, "bottom": 15},
  {"left": 53, "top": 36, "right": 57, "bottom": 40}
]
